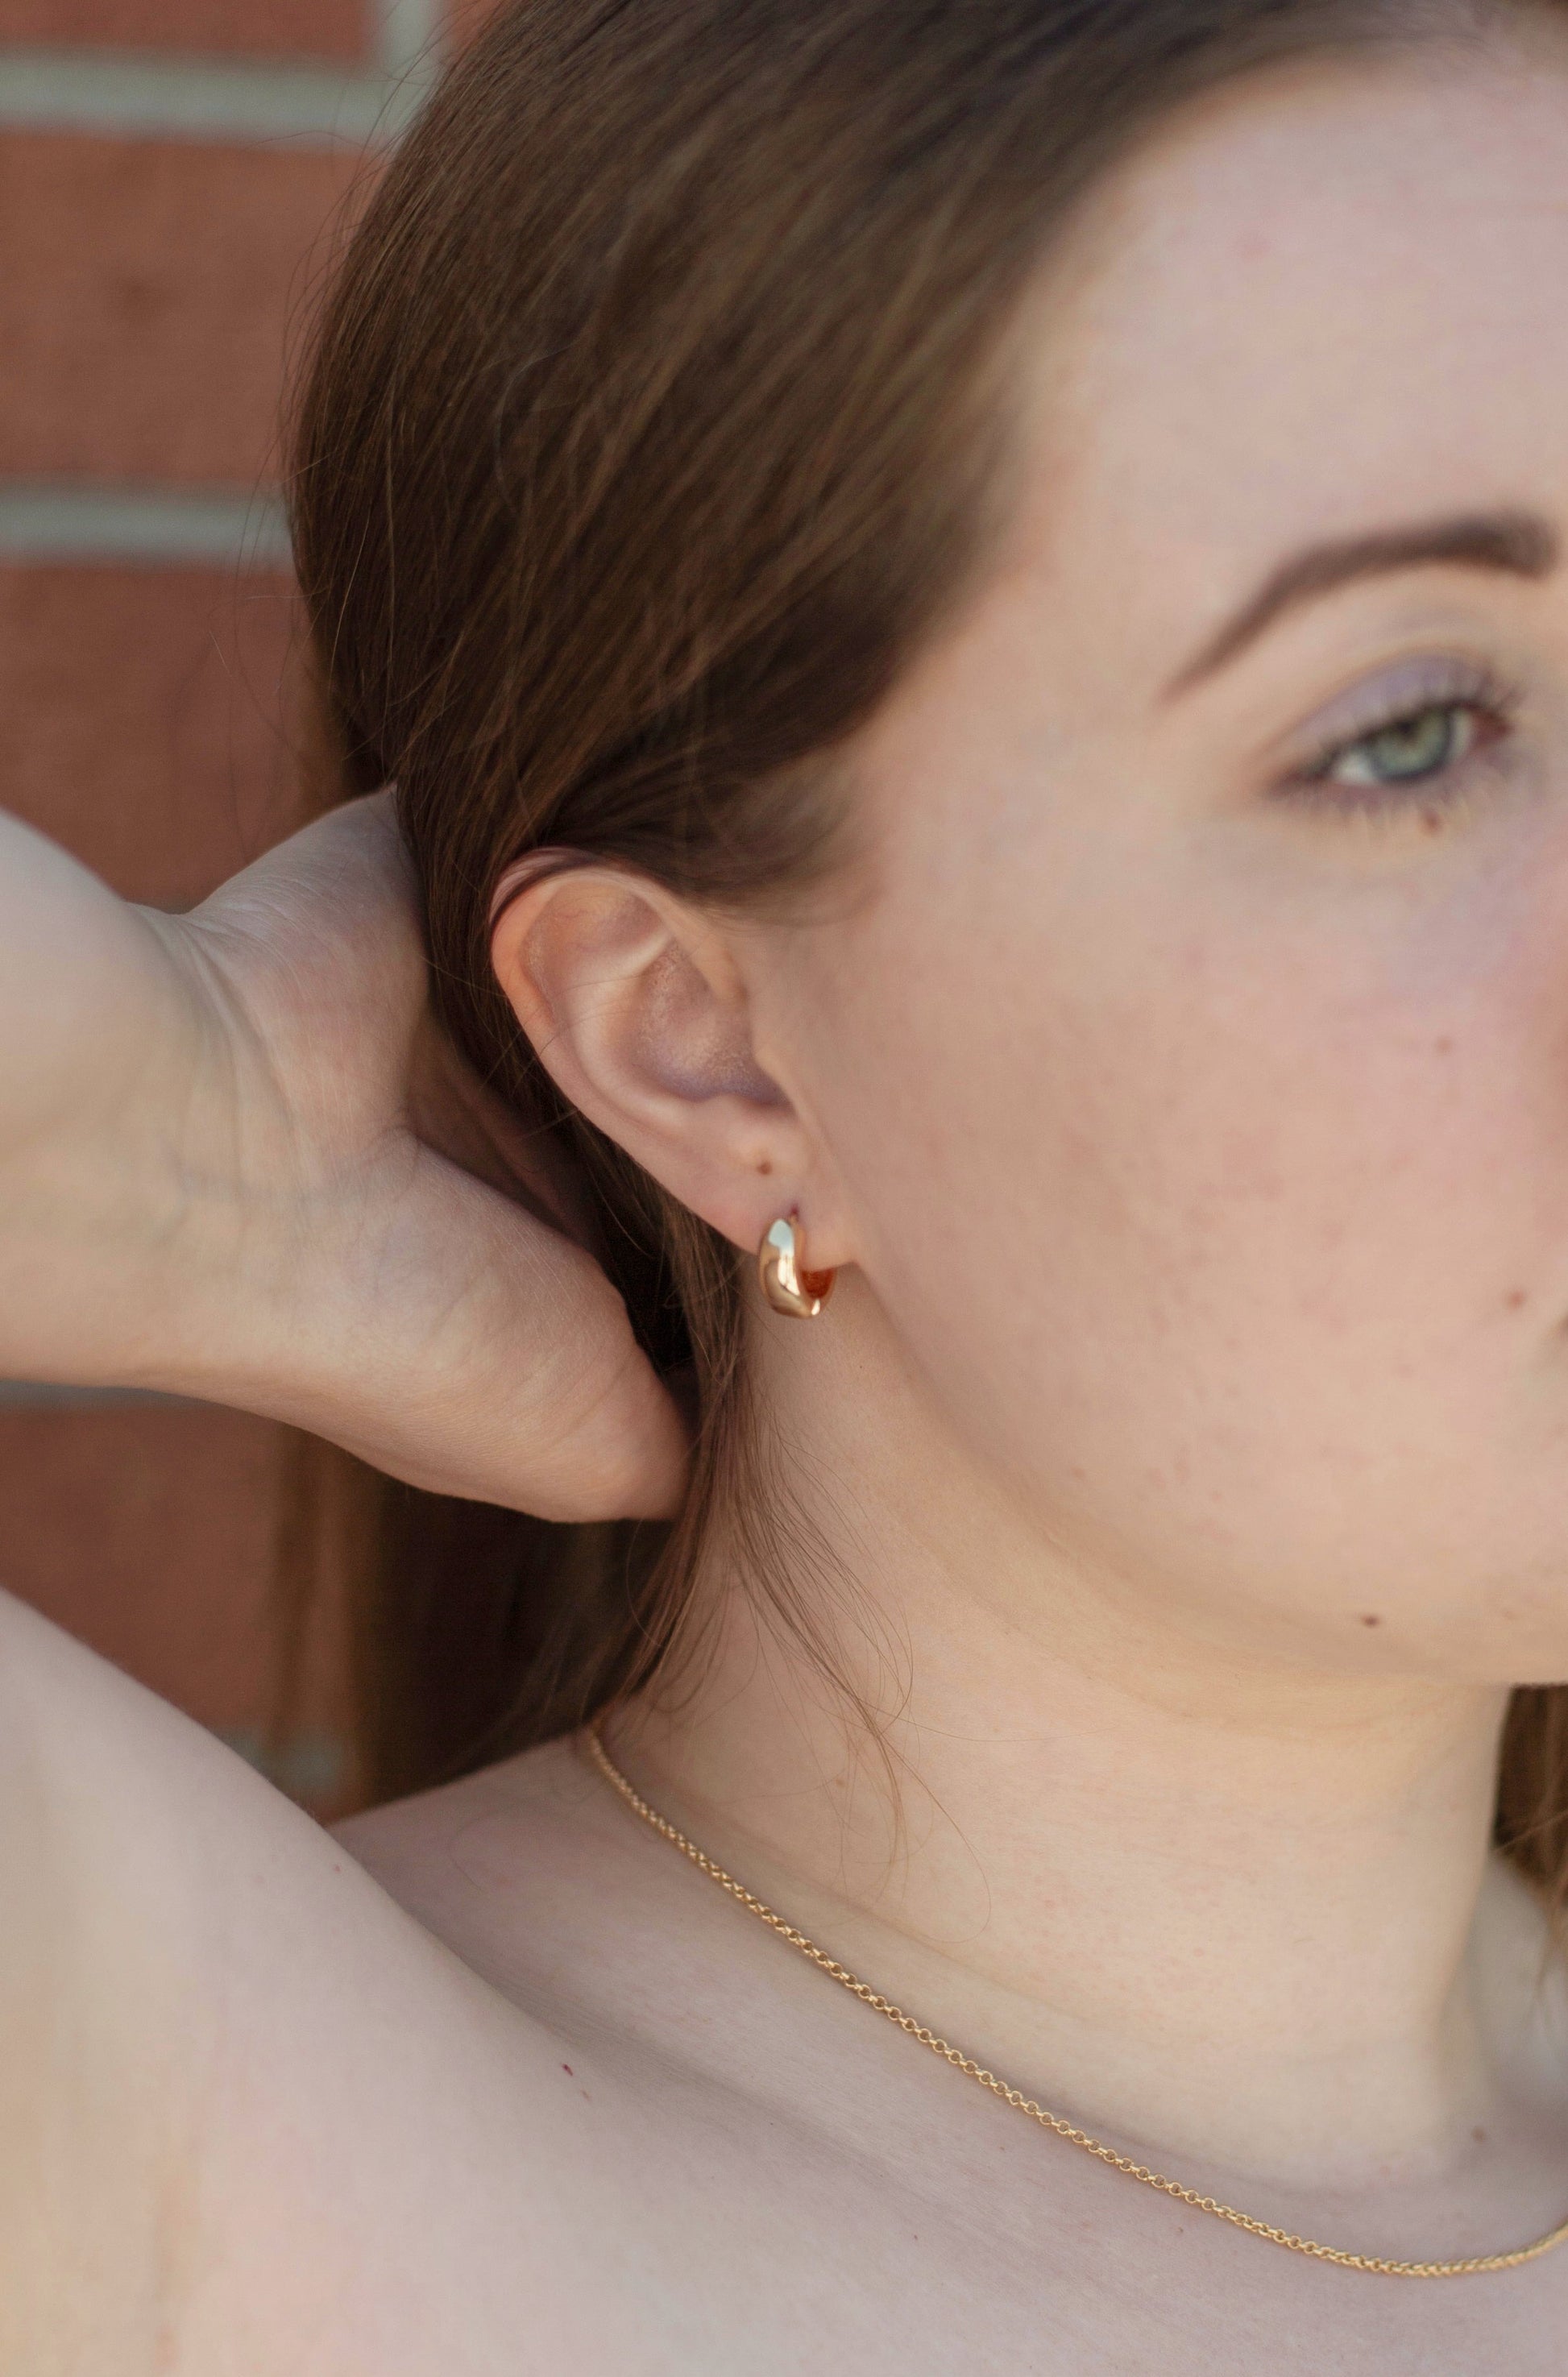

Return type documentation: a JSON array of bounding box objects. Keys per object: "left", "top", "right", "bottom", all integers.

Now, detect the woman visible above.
[{"left": 4, "top": 0, "right": 1568, "bottom": 2364}]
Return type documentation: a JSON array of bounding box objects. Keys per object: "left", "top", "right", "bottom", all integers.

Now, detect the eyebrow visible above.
[{"left": 1164, "top": 509, "right": 1559, "bottom": 699}]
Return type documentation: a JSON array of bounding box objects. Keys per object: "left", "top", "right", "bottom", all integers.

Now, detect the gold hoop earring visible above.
[{"left": 757, "top": 1212, "right": 836, "bottom": 1318}]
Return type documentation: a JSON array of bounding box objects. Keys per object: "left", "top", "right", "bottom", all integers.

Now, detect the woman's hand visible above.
[{"left": 0, "top": 794, "right": 687, "bottom": 1520}]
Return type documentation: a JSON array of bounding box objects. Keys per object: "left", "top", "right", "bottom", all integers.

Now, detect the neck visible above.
[{"left": 623, "top": 1280, "right": 1549, "bottom": 2194}]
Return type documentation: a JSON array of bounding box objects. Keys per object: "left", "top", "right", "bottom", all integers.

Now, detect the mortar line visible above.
[
  {"left": 0, "top": 48, "right": 421, "bottom": 145},
  {"left": 375, "top": 0, "right": 445, "bottom": 91},
  {"left": 0, "top": 484, "right": 292, "bottom": 568}
]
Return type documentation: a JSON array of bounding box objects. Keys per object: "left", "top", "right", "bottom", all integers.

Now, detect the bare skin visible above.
[
  {"left": 0, "top": 793, "right": 685, "bottom": 1519},
  {"left": 9, "top": 27, "right": 1568, "bottom": 2374}
]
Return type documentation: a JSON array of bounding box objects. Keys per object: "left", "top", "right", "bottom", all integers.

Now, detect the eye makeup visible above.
[{"left": 1271, "top": 653, "right": 1521, "bottom": 822}]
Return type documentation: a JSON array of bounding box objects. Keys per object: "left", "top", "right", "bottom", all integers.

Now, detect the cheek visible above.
[{"left": 803, "top": 850, "right": 1568, "bottom": 1667}]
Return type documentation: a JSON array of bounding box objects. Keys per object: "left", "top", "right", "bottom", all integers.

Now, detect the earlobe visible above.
[{"left": 489, "top": 857, "right": 830, "bottom": 1257}]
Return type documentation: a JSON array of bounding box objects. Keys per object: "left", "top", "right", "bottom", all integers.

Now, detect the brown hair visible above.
[{"left": 292, "top": 0, "right": 1568, "bottom": 1910}]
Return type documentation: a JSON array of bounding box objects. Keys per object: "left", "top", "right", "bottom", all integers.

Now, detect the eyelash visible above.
[{"left": 1280, "top": 662, "right": 1520, "bottom": 820}]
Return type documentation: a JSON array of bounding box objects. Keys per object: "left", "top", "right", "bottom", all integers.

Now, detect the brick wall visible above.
[{"left": 0, "top": 2, "right": 458, "bottom": 1814}]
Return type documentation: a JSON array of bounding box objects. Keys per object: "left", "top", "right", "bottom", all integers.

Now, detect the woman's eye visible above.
[
  {"left": 1317, "top": 700, "right": 1483, "bottom": 790},
  {"left": 1271, "top": 664, "right": 1521, "bottom": 823}
]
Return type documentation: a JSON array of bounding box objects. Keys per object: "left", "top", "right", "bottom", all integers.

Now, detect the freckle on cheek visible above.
[
  {"left": 1433, "top": 1036, "right": 1454, "bottom": 1056},
  {"left": 1360, "top": 1614, "right": 1382, "bottom": 1628},
  {"left": 1505, "top": 1288, "right": 1529, "bottom": 1311}
]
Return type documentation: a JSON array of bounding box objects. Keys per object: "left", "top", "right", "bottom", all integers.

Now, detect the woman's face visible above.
[{"left": 745, "top": 29, "right": 1568, "bottom": 1684}]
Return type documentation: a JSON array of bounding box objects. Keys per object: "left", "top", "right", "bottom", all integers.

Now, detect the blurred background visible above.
[{"left": 0, "top": 0, "right": 490, "bottom": 1819}]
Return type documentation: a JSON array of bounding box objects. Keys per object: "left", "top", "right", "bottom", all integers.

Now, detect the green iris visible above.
[{"left": 1329, "top": 703, "right": 1469, "bottom": 789}]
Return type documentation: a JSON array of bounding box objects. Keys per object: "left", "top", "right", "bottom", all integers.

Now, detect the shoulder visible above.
[
  {"left": 334, "top": 1731, "right": 684, "bottom": 2019},
  {"left": 0, "top": 1588, "right": 591, "bottom": 2372}
]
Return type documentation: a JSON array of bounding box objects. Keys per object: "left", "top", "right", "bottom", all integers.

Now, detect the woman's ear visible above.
[{"left": 491, "top": 862, "right": 834, "bottom": 1257}]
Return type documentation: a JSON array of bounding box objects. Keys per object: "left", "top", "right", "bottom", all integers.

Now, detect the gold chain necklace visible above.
[{"left": 587, "top": 1724, "right": 1568, "bottom": 2280}]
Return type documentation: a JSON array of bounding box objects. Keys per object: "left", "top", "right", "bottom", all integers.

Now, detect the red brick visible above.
[
  {"left": 0, "top": 0, "right": 369, "bottom": 59},
  {"left": 0, "top": 133, "right": 368, "bottom": 487},
  {"left": 0, "top": 1404, "right": 363, "bottom": 1812},
  {"left": 0, "top": 562, "right": 326, "bottom": 908}
]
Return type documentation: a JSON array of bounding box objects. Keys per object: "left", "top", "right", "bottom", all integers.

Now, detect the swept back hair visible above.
[{"left": 292, "top": 0, "right": 1568, "bottom": 1915}]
